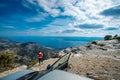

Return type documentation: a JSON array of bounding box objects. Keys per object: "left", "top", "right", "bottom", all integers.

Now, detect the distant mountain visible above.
[
  {"left": 0, "top": 37, "right": 58, "bottom": 64},
  {"left": 0, "top": 37, "right": 20, "bottom": 49},
  {"left": 17, "top": 42, "right": 57, "bottom": 60}
]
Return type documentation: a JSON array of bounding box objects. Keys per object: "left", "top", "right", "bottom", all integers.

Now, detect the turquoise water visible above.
[{"left": 3, "top": 36, "right": 103, "bottom": 50}]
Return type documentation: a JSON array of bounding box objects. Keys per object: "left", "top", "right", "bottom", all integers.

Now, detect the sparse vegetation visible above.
[
  {"left": 91, "top": 41, "right": 105, "bottom": 46},
  {"left": 104, "top": 35, "right": 112, "bottom": 40},
  {"left": 0, "top": 53, "right": 14, "bottom": 68},
  {"left": 86, "top": 44, "right": 91, "bottom": 48},
  {"left": 116, "top": 36, "right": 120, "bottom": 41},
  {"left": 54, "top": 53, "right": 60, "bottom": 58},
  {"left": 46, "top": 53, "right": 51, "bottom": 59},
  {"left": 27, "top": 59, "right": 38, "bottom": 68},
  {"left": 104, "top": 34, "right": 120, "bottom": 41},
  {"left": 113, "top": 34, "right": 118, "bottom": 39},
  {"left": 91, "top": 41, "right": 97, "bottom": 45},
  {"left": 97, "top": 43, "right": 105, "bottom": 46}
]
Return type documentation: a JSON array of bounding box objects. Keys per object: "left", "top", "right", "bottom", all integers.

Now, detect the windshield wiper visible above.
[{"left": 16, "top": 71, "right": 39, "bottom": 80}]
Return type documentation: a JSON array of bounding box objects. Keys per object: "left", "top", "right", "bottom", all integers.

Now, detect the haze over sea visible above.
[{"left": 4, "top": 36, "right": 103, "bottom": 50}]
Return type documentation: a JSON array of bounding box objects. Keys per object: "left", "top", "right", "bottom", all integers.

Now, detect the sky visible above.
[{"left": 0, "top": 0, "right": 120, "bottom": 37}]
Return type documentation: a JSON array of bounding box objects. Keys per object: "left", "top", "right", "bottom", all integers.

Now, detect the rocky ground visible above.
[
  {"left": 0, "top": 40, "right": 120, "bottom": 80},
  {"left": 29, "top": 40, "right": 120, "bottom": 80},
  {"left": 68, "top": 52, "right": 120, "bottom": 80},
  {"left": 65, "top": 40, "right": 120, "bottom": 80}
]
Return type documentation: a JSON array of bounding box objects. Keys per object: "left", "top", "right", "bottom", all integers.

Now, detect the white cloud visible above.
[
  {"left": 36, "top": 0, "right": 60, "bottom": 17},
  {"left": 4, "top": 26, "right": 16, "bottom": 29},
  {"left": 25, "top": 12, "right": 48, "bottom": 22},
  {"left": 26, "top": 15, "right": 44, "bottom": 22},
  {"left": 25, "top": 0, "right": 119, "bottom": 23},
  {"left": 22, "top": 0, "right": 120, "bottom": 37},
  {"left": 24, "top": 0, "right": 119, "bottom": 22}
]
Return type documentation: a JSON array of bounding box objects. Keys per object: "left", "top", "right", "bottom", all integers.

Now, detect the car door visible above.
[{"left": 48, "top": 53, "right": 71, "bottom": 70}]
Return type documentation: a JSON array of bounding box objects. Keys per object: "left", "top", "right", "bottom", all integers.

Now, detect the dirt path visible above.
[{"left": 30, "top": 58, "right": 58, "bottom": 71}]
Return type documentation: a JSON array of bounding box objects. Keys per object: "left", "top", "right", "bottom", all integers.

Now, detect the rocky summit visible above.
[{"left": 60, "top": 40, "right": 120, "bottom": 80}]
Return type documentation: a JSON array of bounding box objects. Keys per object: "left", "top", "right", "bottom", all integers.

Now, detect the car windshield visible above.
[
  {"left": 32, "top": 53, "right": 71, "bottom": 80},
  {"left": 51, "top": 53, "right": 71, "bottom": 69}
]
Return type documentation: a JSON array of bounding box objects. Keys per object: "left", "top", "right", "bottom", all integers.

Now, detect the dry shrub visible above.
[{"left": 54, "top": 53, "right": 60, "bottom": 58}]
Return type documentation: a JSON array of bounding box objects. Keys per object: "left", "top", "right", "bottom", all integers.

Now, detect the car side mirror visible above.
[{"left": 47, "top": 64, "right": 52, "bottom": 70}]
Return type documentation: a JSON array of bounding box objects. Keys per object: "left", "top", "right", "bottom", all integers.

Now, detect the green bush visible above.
[
  {"left": 54, "top": 53, "right": 60, "bottom": 58},
  {"left": 86, "top": 44, "right": 91, "bottom": 48},
  {"left": 91, "top": 41, "right": 97, "bottom": 45},
  {"left": 113, "top": 34, "right": 118, "bottom": 39},
  {"left": 104, "top": 34, "right": 120, "bottom": 41},
  {"left": 116, "top": 36, "right": 120, "bottom": 41},
  {"left": 97, "top": 44, "right": 105, "bottom": 46},
  {"left": 27, "top": 59, "right": 38, "bottom": 67},
  {"left": 46, "top": 53, "right": 51, "bottom": 59},
  {"left": 104, "top": 35, "right": 112, "bottom": 40},
  {"left": 0, "top": 53, "right": 14, "bottom": 68}
]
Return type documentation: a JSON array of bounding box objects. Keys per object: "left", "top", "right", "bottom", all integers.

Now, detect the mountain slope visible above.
[{"left": 0, "top": 37, "right": 57, "bottom": 65}]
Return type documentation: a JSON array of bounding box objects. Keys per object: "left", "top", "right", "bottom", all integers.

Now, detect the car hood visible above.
[
  {"left": 38, "top": 70, "right": 93, "bottom": 80},
  {"left": 0, "top": 70, "right": 34, "bottom": 80}
]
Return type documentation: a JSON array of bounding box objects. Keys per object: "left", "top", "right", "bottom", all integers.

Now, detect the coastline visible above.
[{"left": 0, "top": 36, "right": 103, "bottom": 50}]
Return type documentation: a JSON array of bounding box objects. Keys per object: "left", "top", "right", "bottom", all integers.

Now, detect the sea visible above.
[{"left": 4, "top": 36, "right": 103, "bottom": 50}]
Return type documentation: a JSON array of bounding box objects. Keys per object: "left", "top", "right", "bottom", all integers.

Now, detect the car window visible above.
[{"left": 51, "top": 53, "right": 71, "bottom": 69}]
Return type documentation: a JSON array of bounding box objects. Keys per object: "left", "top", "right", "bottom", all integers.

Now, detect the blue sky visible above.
[{"left": 0, "top": 0, "right": 120, "bottom": 37}]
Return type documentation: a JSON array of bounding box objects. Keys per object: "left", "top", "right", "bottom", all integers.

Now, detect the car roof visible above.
[{"left": 38, "top": 70, "right": 93, "bottom": 80}]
